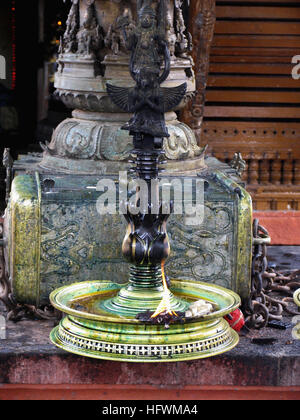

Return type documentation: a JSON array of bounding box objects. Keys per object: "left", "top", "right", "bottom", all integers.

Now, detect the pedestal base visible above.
[
  {"left": 49, "top": 279, "right": 241, "bottom": 362},
  {"left": 50, "top": 316, "right": 239, "bottom": 362},
  {"left": 39, "top": 110, "right": 205, "bottom": 175}
]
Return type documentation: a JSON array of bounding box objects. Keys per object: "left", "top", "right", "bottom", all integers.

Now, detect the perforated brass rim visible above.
[{"left": 50, "top": 317, "right": 239, "bottom": 362}]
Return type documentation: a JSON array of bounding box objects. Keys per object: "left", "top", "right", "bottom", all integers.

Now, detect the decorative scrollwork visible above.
[
  {"left": 230, "top": 152, "right": 246, "bottom": 178},
  {"left": 167, "top": 204, "right": 233, "bottom": 289}
]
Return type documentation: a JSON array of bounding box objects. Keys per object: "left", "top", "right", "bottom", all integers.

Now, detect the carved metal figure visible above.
[
  {"left": 62, "top": 0, "right": 79, "bottom": 53},
  {"left": 105, "top": 24, "right": 123, "bottom": 56},
  {"left": 107, "top": 1, "right": 186, "bottom": 139},
  {"left": 107, "top": 66, "right": 186, "bottom": 139},
  {"left": 118, "top": 0, "right": 165, "bottom": 75},
  {"left": 174, "top": 0, "right": 192, "bottom": 58},
  {"left": 105, "top": 9, "right": 134, "bottom": 56},
  {"left": 77, "top": 0, "right": 103, "bottom": 56}
]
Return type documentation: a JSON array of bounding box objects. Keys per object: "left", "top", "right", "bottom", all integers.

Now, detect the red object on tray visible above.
[{"left": 224, "top": 309, "right": 245, "bottom": 332}]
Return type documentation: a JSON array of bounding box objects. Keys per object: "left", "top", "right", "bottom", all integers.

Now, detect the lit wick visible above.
[{"left": 151, "top": 261, "right": 178, "bottom": 318}]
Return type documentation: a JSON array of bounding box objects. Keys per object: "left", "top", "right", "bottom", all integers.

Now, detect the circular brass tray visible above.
[{"left": 50, "top": 279, "right": 241, "bottom": 362}]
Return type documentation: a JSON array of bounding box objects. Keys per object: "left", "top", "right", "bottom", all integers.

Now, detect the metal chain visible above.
[
  {"left": 0, "top": 220, "right": 16, "bottom": 313},
  {"left": 244, "top": 219, "right": 300, "bottom": 329}
]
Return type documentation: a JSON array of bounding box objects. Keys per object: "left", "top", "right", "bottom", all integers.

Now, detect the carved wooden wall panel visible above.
[{"left": 184, "top": 0, "right": 300, "bottom": 210}]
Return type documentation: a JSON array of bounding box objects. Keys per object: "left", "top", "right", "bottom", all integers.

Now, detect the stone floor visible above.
[
  {"left": 267, "top": 246, "right": 300, "bottom": 272},
  {"left": 0, "top": 246, "right": 299, "bottom": 399}
]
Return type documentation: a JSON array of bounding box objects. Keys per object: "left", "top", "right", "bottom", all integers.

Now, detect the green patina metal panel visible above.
[
  {"left": 40, "top": 201, "right": 127, "bottom": 301},
  {"left": 7, "top": 173, "right": 41, "bottom": 305},
  {"left": 5, "top": 167, "right": 252, "bottom": 306}
]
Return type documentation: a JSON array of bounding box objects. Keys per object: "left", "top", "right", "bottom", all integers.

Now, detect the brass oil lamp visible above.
[{"left": 49, "top": 0, "right": 241, "bottom": 362}]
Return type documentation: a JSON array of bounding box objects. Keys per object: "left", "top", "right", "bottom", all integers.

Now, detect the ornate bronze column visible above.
[{"left": 39, "top": 0, "right": 205, "bottom": 175}]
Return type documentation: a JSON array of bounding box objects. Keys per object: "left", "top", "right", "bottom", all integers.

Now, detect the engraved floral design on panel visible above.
[{"left": 167, "top": 203, "right": 234, "bottom": 289}]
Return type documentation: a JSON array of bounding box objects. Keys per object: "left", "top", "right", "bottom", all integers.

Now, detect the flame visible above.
[{"left": 151, "top": 261, "right": 177, "bottom": 318}]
